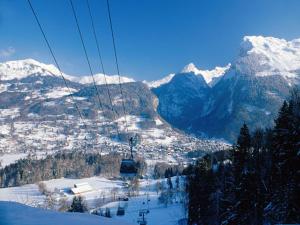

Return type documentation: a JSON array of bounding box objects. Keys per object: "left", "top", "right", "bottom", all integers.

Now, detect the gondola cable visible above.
[
  {"left": 27, "top": 0, "right": 88, "bottom": 132},
  {"left": 105, "top": 0, "right": 139, "bottom": 178},
  {"left": 105, "top": 0, "right": 129, "bottom": 136},
  {"left": 69, "top": 0, "right": 109, "bottom": 137},
  {"left": 85, "top": 0, "right": 122, "bottom": 141},
  {"left": 105, "top": 1, "right": 151, "bottom": 220}
]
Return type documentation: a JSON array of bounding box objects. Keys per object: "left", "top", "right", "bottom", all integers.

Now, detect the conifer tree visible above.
[
  {"left": 188, "top": 159, "right": 215, "bottom": 225},
  {"left": 68, "top": 196, "right": 87, "bottom": 213},
  {"left": 283, "top": 89, "right": 300, "bottom": 223},
  {"left": 268, "top": 100, "right": 293, "bottom": 222},
  {"left": 232, "top": 123, "right": 257, "bottom": 224},
  {"left": 234, "top": 123, "right": 251, "bottom": 180},
  {"left": 184, "top": 90, "right": 300, "bottom": 225},
  {"left": 251, "top": 129, "right": 265, "bottom": 224}
]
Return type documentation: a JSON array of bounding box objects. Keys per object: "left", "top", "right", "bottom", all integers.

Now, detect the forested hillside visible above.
[
  {"left": 0, "top": 152, "right": 122, "bottom": 187},
  {"left": 187, "top": 88, "right": 300, "bottom": 224}
]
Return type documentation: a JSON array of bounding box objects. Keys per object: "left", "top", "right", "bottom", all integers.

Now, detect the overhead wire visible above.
[
  {"left": 27, "top": 0, "right": 94, "bottom": 153},
  {"left": 69, "top": 0, "right": 107, "bottom": 131},
  {"left": 104, "top": 3, "right": 150, "bottom": 220},
  {"left": 26, "top": 0, "right": 88, "bottom": 131},
  {"left": 105, "top": 0, "right": 129, "bottom": 136},
  {"left": 85, "top": 0, "right": 122, "bottom": 140}
]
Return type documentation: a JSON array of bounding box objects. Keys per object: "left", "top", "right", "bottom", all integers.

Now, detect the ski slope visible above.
[
  {"left": 0, "top": 176, "right": 186, "bottom": 225},
  {"left": 0, "top": 201, "right": 133, "bottom": 225}
]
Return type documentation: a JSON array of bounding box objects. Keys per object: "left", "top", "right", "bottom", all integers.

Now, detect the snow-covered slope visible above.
[
  {"left": 235, "top": 36, "right": 300, "bottom": 79},
  {"left": 0, "top": 59, "right": 63, "bottom": 80},
  {"left": 148, "top": 36, "right": 300, "bottom": 89},
  {"left": 0, "top": 58, "right": 134, "bottom": 85},
  {"left": 153, "top": 35, "right": 300, "bottom": 142},
  {"left": 153, "top": 71, "right": 210, "bottom": 129},
  {"left": 144, "top": 73, "right": 175, "bottom": 88},
  {"left": 182, "top": 62, "right": 231, "bottom": 85},
  {"left": 0, "top": 201, "right": 132, "bottom": 225},
  {"left": 0, "top": 177, "right": 187, "bottom": 225},
  {"left": 147, "top": 63, "right": 230, "bottom": 89},
  {"left": 75, "top": 73, "right": 135, "bottom": 85},
  {"left": 2, "top": 35, "right": 300, "bottom": 143}
]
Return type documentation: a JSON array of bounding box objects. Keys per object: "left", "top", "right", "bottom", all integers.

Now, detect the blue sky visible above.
[{"left": 1, "top": 0, "right": 300, "bottom": 81}]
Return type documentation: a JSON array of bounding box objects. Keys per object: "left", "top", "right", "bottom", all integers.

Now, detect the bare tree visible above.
[
  {"left": 44, "top": 195, "right": 56, "bottom": 210},
  {"left": 58, "top": 197, "right": 69, "bottom": 212},
  {"left": 111, "top": 187, "right": 120, "bottom": 201},
  {"left": 130, "top": 178, "right": 140, "bottom": 197},
  {"left": 156, "top": 180, "right": 162, "bottom": 195},
  {"left": 37, "top": 182, "right": 49, "bottom": 195}
]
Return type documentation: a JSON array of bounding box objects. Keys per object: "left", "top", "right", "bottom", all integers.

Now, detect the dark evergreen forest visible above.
[
  {"left": 0, "top": 152, "right": 121, "bottom": 187},
  {"left": 187, "top": 88, "right": 300, "bottom": 224}
]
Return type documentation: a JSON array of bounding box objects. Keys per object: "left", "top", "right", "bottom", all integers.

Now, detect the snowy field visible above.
[
  {"left": 0, "top": 176, "right": 186, "bottom": 225},
  {"left": 99, "top": 194, "right": 184, "bottom": 225},
  {"left": 0, "top": 201, "right": 133, "bottom": 225},
  {"left": 0, "top": 151, "right": 56, "bottom": 168},
  {"left": 0, "top": 177, "right": 122, "bottom": 206},
  {"left": 0, "top": 152, "right": 28, "bottom": 168}
]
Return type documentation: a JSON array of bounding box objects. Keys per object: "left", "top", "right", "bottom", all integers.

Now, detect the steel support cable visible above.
[
  {"left": 27, "top": 0, "right": 88, "bottom": 131},
  {"left": 85, "top": 0, "right": 121, "bottom": 140},
  {"left": 69, "top": 0, "right": 104, "bottom": 114},
  {"left": 69, "top": 0, "right": 111, "bottom": 138},
  {"left": 105, "top": 0, "right": 129, "bottom": 136}
]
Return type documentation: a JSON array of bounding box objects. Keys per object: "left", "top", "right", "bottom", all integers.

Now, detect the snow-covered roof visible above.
[{"left": 71, "top": 183, "right": 93, "bottom": 194}]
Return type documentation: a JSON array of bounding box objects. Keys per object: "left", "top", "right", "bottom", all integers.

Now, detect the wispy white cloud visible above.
[{"left": 0, "top": 47, "right": 16, "bottom": 58}]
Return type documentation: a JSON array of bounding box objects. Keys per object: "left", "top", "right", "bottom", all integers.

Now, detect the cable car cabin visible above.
[
  {"left": 120, "top": 136, "right": 139, "bottom": 177},
  {"left": 116, "top": 206, "right": 125, "bottom": 216},
  {"left": 120, "top": 159, "right": 138, "bottom": 177}
]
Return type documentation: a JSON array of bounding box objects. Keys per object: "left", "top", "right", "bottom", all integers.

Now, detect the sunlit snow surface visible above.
[
  {"left": 44, "top": 87, "right": 77, "bottom": 99},
  {"left": 0, "top": 201, "right": 133, "bottom": 225},
  {"left": 0, "top": 176, "right": 186, "bottom": 225},
  {"left": 181, "top": 62, "right": 231, "bottom": 84},
  {"left": 0, "top": 58, "right": 134, "bottom": 85},
  {"left": 0, "top": 112, "right": 228, "bottom": 167},
  {"left": 144, "top": 73, "right": 175, "bottom": 88},
  {"left": 235, "top": 36, "right": 300, "bottom": 78},
  {"left": 146, "top": 36, "right": 300, "bottom": 89}
]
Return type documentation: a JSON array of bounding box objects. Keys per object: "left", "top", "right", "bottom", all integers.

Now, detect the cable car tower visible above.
[{"left": 137, "top": 209, "right": 148, "bottom": 225}]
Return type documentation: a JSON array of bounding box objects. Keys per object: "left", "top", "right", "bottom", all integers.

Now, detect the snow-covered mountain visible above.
[
  {"left": 154, "top": 35, "right": 300, "bottom": 141},
  {"left": 75, "top": 73, "right": 135, "bottom": 85},
  {"left": 149, "top": 36, "right": 300, "bottom": 90},
  {"left": 144, "top": 73, "right": 175, "bottom": 88},
  {"left": 146, "top": 63, "right": 230, "bottom": 89},
  {"left": 153, "top": 70, "right": 210, "bottom": 129},
  {"left": 234, "top": 36, "right": 300, "bottom": 80},
  {"left": 0, "top": 59, "right": 135, "bottom": 85},
  {"left": 181, "top": 62, "right": 231, "bottom": 85},
  {"left": 1, "top": 35, "right": 299, "bottom": 143},
  {"left": 0, "top": 58, "right": 226, "bottom": 158},
  {"left": 0, "top": 59, "right": 63, "bottom": 80}
]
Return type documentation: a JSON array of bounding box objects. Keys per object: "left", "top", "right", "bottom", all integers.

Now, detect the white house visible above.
[{"left": 71, "top": 182, "right": 93, "bottom": 195}]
